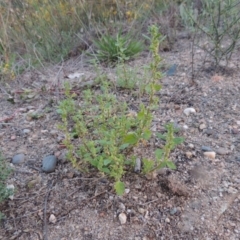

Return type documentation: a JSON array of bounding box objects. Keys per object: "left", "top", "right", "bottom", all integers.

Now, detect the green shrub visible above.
[
  {"left": 0, "top": 152, "right": 12, "bottom": 219},
  {"left": 92, "top": 32, "right": 144, "bottom": 64},
  {"left": 58, "top": 25, "right": 184, "bottom": 195},
  {"left": 180, "top": 0, "right": 240, "bottom": 68}
]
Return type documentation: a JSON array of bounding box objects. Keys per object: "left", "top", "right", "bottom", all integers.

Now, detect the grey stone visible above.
[
  {"left": 216, "top": 148, "right": 229, "bottom": 155},
  {"left": 42, "top": 155, "right": 57, "bottom": 173},
  {"left": 201, "top": 146, "right": 212, "bottom": 152},
  {"left": 170, "top": 207, "right": 178, "bottom": 215},
  {"left": 134, "top": 158, "right": 141, "bottom": 173},
  {"left": 23, "top": 129, "right": 31, "bottom": 134},
  {"left": 12, "top": 153, "right": 25, "bottom": 164}
]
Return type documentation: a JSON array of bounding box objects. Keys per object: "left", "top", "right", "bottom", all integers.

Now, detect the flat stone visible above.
[
  {"left": 12, "top": 153, "right": 25, "bottom": 164},
  {"left": 119, "top": 213, "right": 127, "bottom": 224},
  {"left": 201, "top": 146, "right": 212, "bottom": 152},
  {"left": 216, "top": 148, "right": 229, "bottom": 155},
  {"left": 203, "top": 151, "right": 216, "bottom": 159},
  {"left": 23, "top": 129, "right": 31, "bottom": 134},
  {"left": 170, "top": 208, "right": 178, "bottom": 215},
  {"left": 183, "top": 108, "right": 196, "bottom": 116},
  {"left": 42, "top": 155, "right": 57, "bottom": 173},
  {"left": 185, "top": 151, "right": 193, "bottom": 159},
  {"left": 199, "top": 124, "right": 206, "bottom": 130}
]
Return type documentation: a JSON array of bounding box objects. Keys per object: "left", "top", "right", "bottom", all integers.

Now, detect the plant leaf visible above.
[
  {"left": 173, "top": 137, "right": 185, "bottom": 146},
  {"left": 166, "top": 161, "right": 177, "bottom": 170},
  {"left": 142, "top": 158, "right": 154, "bottom": 173},
  {"left": 155, "top": 149, "right": 163, "bottom": 159},
  {"left": 103, "top": 159, "right": 111, "bottom": 166},
  {"left": 124, "top": 132, "right": 138, "bottom": 145},
  {"left": 156, "top": 133, "right": 166, "bottom": 140},
  {"left": 114, "top": 181, "right": 125, "bottom": 195},
  {"left": 142, "top": 129, "right": 152, "bottom": 140}
]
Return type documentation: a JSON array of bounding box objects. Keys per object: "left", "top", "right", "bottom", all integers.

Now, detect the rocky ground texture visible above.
[{"left": 0, "top": 38, "right": 240, "bottom": 240}]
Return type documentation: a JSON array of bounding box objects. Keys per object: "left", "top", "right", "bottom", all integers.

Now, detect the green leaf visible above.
[
  {"left": 137, "top": 111, "right": 145, "bottom": 120},
  {"left": 156, "top": 133, "right": 166, "bottom": 140},
  {"left": 103, "top": 159, "right": 111, "bottom": 166},
  {"left": 159, "top": 161, "right": 167, "bottom": 168},
  {"left": 166, "top": 161, "right": 177, "bottom": 170},
  {"left": 153, "top": 84, "right": 162, "bottom": 91},
  {"left": 155, "top": 149, "right": 163, "bottom": 159},
  {"left": 119, "top": 143, "right": 129, "bottom": 150},
  {"left": 142, "top": 158, "right": 154, "bottom": 173},
  {"left": 142, "top": 129, "right": 152, "bottom": 140},
  {"left": 114, "top": 181, "right": 125, "bottom": 195},
  {"left": 124, "top": 132, "right": 138, "bottom": 145},
  {"left": 102, "top": 167, "right": 110, "bottom": 173},
  {"left": 173, "top": 137, "right": 185, "bottom": 146}
]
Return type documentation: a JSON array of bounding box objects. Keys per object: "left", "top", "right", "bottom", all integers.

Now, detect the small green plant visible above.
[
  {"left": 0, "top": 152, "right": 12, "bottom": 220},
  {"left": 58, "top": 25, "right": 184, "bottom": 195},
  {"left": 180, "top": 0, "right": 240, "bottom": 68},
  {"left": 93, "top": 31, "right": 144, "bottom": 64},
  {"left": 142, "top": 123, "right": 184, "bottom": 174}
]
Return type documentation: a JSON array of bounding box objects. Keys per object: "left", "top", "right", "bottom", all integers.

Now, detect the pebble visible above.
[
  {"left": 42, "top": 155, "right": 57, "bottom": 173},
  {"left": 134, "top": 158, "right": 141, "bottom": 173},
  {"left": 236, "top": 156, "right": 240, "bottom": 162},
  {"left": 49, "top": 214, "right": 57, "bottom": 224},
  {"left": 138, "top": 208, "right": 145, "bottom": 214},
  {"left": 183, "top": 107, "right": 196, "bottom": 116},
  {"left": 201, "top": 146, "right": 212, "bottom": 152},
  {"left": 199, "top": 124, "right": 206, "bottom": 130},
  {"left": 23, "top": 129, "right": 31, "bottom": 134},
  {"left": 6, "top": 184, "right": 15, "bottom": 200},
  {"left": 166, "top": 64, "right": 177, "bottom": 76},
  {"left": 188, "top": 143, "right": 194, "bottom": 149},
  {"left": 165, "top": 217, "right": 170, "bottom": 223},
  {"left": 170, "top": 208, "right": 178, "bottom": 215},
  {"left": 183, "top": 125, "right": 189, "bottom": 130},
  {"left": 232, "top": 128, "right": 239, "bottom": 134},
  {"left": 185, "top": 151, "right": 193, "bottom": 159},
  {"left": 12, "top": 153, "right": 25, "bottom": 164},
  {"left": 203, "top": 151, "right": 216, "bottom": 159},
  {"left": 119, "top": 202, "right": 126, "bottom": 212},
  {"left": 216, "top": 148, "right": 229, "bottom": 155},
  {"left": 118, "top": 213, "right": 127, "bottom": 224}
]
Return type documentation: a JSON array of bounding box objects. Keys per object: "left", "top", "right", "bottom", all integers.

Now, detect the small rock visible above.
[
  {"left": 119, "top": 202, "right": 126, "bottom": 212},
  {"left": 183, "top": 125, "right": 189, "bottom": 130},
  {"left": 183, "top": 108, "right": 196, "bottom": 116},
  {"left": 166, "top": 64, "right": 177, "bottom": 76},
  {"left": 118, "top": 213, "right": 127, "bottom": 224},
  {"left": 125, "top": 188, "right": 130, "bottom": 194},
  {"left": 205, "top": 129, "right": 214, "bottom": 136},
  {"left": 203, "top": 151, "right": 216, "bottom": 159},
  {"left": 6, "top": 184, "right": 15, "bottom": 200},
  {"left": 201, "top": 146, "right": 212, "bottom": 152},
  {"left": 170, "top": 208, "right": 178, "bottom": 215},
  {"left": 12, "top": 153, "right": 25, "bottom": 164},
  {"left": 232, "top": 128, "right": 239, "bottom": 134},
  {"left": 237, "top": 121, "right": 240, "bottom": 125},
  {"left": 134, "top": 158, "right": 141, "bottom": 173},
  {"left": 42, "top": 155, "right": 57, "bottom": 173},
  {"left": 138, "top": 208, "right": 145, "bottom": 214},
  {"left": 185, "top": 151, "right": 193, "bottom": 159},
  {"left": 23, "top": 129, "right": 31, "bottom": 134},
  {"left": 188, "top": 144, "right": 194, "bottom": 149},
  {"left": 165, "top": 217, "right": 170, "bottom": 223},
  {"left": 236, "top": 156, "right": 240, "bottom": 162},
  {"left": 49, "top": 214, "right": 57, "bottom": 224},
  {"left": 10, "top": 135, "right": 16, "bottom": 140},
  {"left": 216, "top": 148, "right": 229, "bottom": 155},
  {"left": 199, "top": 124, "right": 206, "bottom": 130}
]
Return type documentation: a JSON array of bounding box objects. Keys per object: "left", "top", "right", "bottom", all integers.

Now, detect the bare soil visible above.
[{"left": 1, "top": 37, "right": 240, "bottom": 240}]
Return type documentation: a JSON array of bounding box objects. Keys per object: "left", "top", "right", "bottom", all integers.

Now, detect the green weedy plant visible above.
[
  {"left": 58, "top": 25, "right": 184, "bottom": 195},
  {"left": 180, "top": 0, "right": 240, "bottom": 68},
  {"left": 0, "top": 152, "right": 12, "bottom": 220},
  {"left": 93, "top": 31, "right": 144, "bottom": 64}
]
